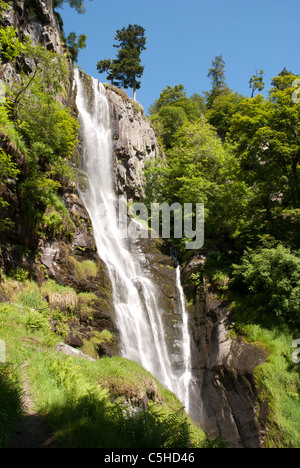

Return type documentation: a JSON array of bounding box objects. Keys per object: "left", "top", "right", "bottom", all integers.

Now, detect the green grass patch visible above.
[
  {"left": 0, "top": 277, "right": 210, "bottom": 448},
  {"left": 231, "top": 300, "right": 300, "bottom": 448},
  {"left": 69, "top": 257, "right": 98, "bottom": 281}
]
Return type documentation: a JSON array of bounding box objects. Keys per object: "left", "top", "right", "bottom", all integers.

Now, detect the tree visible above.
[
  {"left": 97, "top": 59, "right": 114, "bottom": 84},
  {"left": 53, "top": 0, "right": 92, "bottom": 14},
  {"left": 66, "top": 32, "right": 87, "bottom": 62},
  {"left": 229, "top": 73, "right": 300, "bottom": 248},
  {"left": 190, "top": 93, "right": 206, "bottom": 115},
  {"left": 249, "top": 69, "right": 265, "bottom": 98},
  {"left": 231, "top": 245, "right": 300, "bottom": 326},
  {"left": 97, "top": 24, "right": 146, "bottom": 101},
  {"left": 148, "top": 85, "right": 202, "bottom": 149},
  {"left": 205, "top": 55, "right": 229, "bottom": 108},
  {"left": 271, "top": 67, "right": 294, "bottom": 90},
  {"left": 206, "top": 91, "right": 244, "bottom": 141},
  {"left": 145, "top": 118, "right": 248, "bottom": 254}
]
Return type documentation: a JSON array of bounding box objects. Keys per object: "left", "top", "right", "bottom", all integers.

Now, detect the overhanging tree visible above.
[
  {"left": 53, "top": 0, "right": 92, "bottom": 14},
  {"left": 97, "top": 24, "right": 146, "bottom": 101}
]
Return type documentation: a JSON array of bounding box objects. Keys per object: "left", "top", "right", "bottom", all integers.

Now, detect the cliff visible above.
[
  {"left": 105, "top": 85, "right": 160, "bottom": 200},
  {"left": 3, "top": 0, "right": 63, "bottom": 53}
]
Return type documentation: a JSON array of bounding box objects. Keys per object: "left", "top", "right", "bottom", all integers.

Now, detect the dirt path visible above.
[{"left": 8, "top": 362, "right": 56, "bottom": 449}]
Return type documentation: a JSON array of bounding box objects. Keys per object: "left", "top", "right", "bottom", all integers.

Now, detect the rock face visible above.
[
  {"left": 105, "top": 86, "right": 160, "bottom": 200},
  {"left": 3, "top": 0, "right": 63, "bottom": 53},
  {"left": 182, "top": 251, "right": 269, "bottom": 448},
  {"left": 1, "top": 0, "right": 64, "bottom": 84}
]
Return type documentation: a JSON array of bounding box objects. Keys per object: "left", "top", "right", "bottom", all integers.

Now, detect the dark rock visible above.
[
  {"left": 65, "top": 333, "right": 84, "bottom": 348},
  {"left": 182, "top": 255, "right": 269, "bottom": 448}
]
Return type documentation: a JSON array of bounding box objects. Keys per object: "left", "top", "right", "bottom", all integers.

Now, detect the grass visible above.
[
  {"left": 42, "top": 280, "right": 78, "bottom": 311},
  {"left": 0, "top": 274, "right": 210, "bottom": 448},
  {"left": 68, "top": 257, "right": 98, "bottom": 281},
  {"left": 241, "top": 324, "right": 300, "bottom": 448},
  {"left": 2, "top": 268, "right": 299, "bottom": 447},
  {"left": 230, "top": 298, "right": 300, "bottom": 448}
]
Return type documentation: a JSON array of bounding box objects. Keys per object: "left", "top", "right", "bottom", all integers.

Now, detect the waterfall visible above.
[
  {"left": 74, "top": 70, "right": 193, "bottom": 412},
  {"left": 175, "top": 263, "right": 193, "bottom": 414}
]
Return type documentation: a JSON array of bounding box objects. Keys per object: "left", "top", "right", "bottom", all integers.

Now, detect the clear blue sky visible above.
[{"left": 59, "top": 0, "right": 300, "bottom": 114}]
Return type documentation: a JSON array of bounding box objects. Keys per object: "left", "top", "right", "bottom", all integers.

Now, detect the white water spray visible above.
[{"left": 74, "top": 70, "right": 193, "bottom": 412}]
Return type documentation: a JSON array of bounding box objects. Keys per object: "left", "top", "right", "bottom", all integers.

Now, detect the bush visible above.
[{"left": 231, "top": 245, "right": 300, "bottom": 327}]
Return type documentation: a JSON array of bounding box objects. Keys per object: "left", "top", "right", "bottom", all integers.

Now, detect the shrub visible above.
[
  {"left": 24, "top": 310, "right": 51, "bottom": 332},
  {"left": 69, "top": 257, "right": 98, "bottom": 281},
  {"left": 231, "top": 245, "right": 300, "bottom": 326}
]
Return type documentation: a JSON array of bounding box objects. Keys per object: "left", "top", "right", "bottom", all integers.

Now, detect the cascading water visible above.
[
  {"left": 175, "top": 262, "right": 193, "bottom": 414},
  {"left": 74, "top": 69, "right": 193, "bottom": 413}
]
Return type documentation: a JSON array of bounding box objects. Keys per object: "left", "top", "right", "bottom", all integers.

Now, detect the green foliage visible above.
[
  {"left": 97, "top": 24, "right": 146, "bottom": 99},
  {"left": 249, "top": 69, "right": 265, "bottom": 98},
  {"left": 69, "top": 257, "right": 98, "bottom": 281},
  {"left": 149, "top": 85, "right": 203, "bottom": 149},
  {"left": 0, "top": 3, "right": 28, "bottom": 66},
  {"left": 0, "top": 148, "right": 20, "bottom": 231},
  {"left": 231, "top": 245, "right": 300, "bottom": 327},
  {"left": 145, "top": 118, "right": 248, "bottom": 255},
  {"left": 206, "top": 90, "right": 244, "bottom": 141},
  {"left": 66, "top": 32, "right": 87, "bottom": 62},
  {"left": 40, "top": 194, "right": 75, "bottom": 240},
  {"left": 53, "top": 0, "right": 91, "bottom": 15},
  {"left": 2, "top": 42, "right": 79, "bottom": 226},
  {"left": 24, "top": 310, "right": 51, "bottom": 332},
  {"left": 7, "top": 267, "right": 29, "bottom": 283},
  {"left": 205, "top": 55, "right": 229, "bottom": 108},
  {"left": 149, "top": 84, "right": 187, "bottom": 115},
  {"left": 228, "top": 73, "right": 300, "bottom": 247}
]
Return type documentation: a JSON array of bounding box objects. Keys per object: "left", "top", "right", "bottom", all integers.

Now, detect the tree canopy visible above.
[
  {"left": 97, "top": 24, "right": 146, "bottom": 101},
  {"left": 205, "top": 55, "right": 229, "bottom": 108},
  {"left": 53, "top": 0, "right": 92, "bottom": 15}
]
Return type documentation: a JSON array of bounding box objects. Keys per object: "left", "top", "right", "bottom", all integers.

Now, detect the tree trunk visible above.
[{"left": 133, "top": 81, "right": 136, "bottom": 101}]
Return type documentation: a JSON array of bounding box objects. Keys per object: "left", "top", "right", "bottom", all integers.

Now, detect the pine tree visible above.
[
  {"left": 205, "top": 55, "right": 228, "bottom": 108},
  {"left": 97, "top": 24, "right": 146, "bottom": 101}
]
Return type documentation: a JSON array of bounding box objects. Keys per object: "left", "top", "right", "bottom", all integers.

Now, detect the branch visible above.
[{"left": 11, "top": 63, "right": 39, "bottom": 111}]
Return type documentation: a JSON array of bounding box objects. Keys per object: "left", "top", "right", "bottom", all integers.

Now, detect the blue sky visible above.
[{"left": 59, "top": 0, "right": 300, "bottom": 114}]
